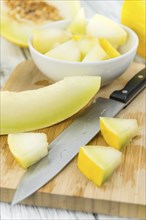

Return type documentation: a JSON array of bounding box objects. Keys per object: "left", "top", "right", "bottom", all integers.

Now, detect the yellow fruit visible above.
[
  {"left": 33, "top": 28, "right": 72, "bottom": 54},
  {"left": 67, "top": 8, "right": 86, "bottom": 35},
  {"left": 1, "top": 76, "right": 101, "bottom": 134},
  {"left": 100, "top": 39, "right": 121, "bottom": 59},
  {"left": 82, "top": 44, "right": 109, "bottom": 62},
  {"left": 121, "top": 0, "right": 146, "bottom": 59},
  {"left": 0, "top": 0, "right": 80, "bottom": 47},
  {"left": 8, "top": 133, "right": 48, "bottom": 168},
  {"left": 100, "top": 117, "right": 138, "bottom": 150},
  {"left": 87, "top": 14, "right": 127, "bottom": 48},
  {"left": 77, "top": 36, "right": 99, "bottom": 59},
  {"left": 77, "top": 146, "right": 121, "bottom": 186},
  {"left": 45, "top": 40, "right": 81, "bottom": 61}
]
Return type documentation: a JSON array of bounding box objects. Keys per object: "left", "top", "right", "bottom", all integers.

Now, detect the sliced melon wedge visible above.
[
  {"left": 77, "top": 36, "right": 99, "bottom": 59},
  {"left": 45, "top": 40, "right": 81, "bottom": 61},
  {"left": 67, "top": 8, "right": 86, "bottom": 35},
  {"left": 87, "top": 14, "right": 127, "bottom": 48},
  {"left": 100, "top": 117, "right": 138, "bottom": 150},
  {"left": 0, "top": 0, "right": 80, "bottom": 47},
  {"left": 77, "top": 145, "right": 122, "bottom": 186},
  {"left": 1, "top": 76, "right": 101, "bottom": 135},
  {"left": 82, "top": 44, "right": 109, "bottom": 62},
  {"left": 33, "top": 28, "right": 72, "bottom": 54},
  {"left": 8, "top": 133, "right": 48, "bottom": 168}
]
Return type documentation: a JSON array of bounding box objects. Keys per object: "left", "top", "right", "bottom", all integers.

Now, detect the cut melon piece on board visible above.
[
  {"left": 0, "top": 0, "right": 80, "bottom": 47},
  {"left": 100, "top": 117, "right": 138, "bottom": 150},
  {"left": 82, "top": 44, "right": 109, "bottom": 62},
  {"left": 77, "top": 36, "right": 99, "bottom": 59},
  {"left": 45, "top": 40, "right": 81, "bottom": 61},
  {"left": 8, "top": 133, "right": 48, "bottom": 169},
  {"left": 33, "top": 29, "right": 72, "bottom": 54},
  {"left": 67, "top": 8, "right": 86, "bottom": 35},
  {"left": 1, "top": 76, "right": 101, "bottom": 135},
  {"left": 87, "top": 14, "right": 127, "bottom": 48},
  {"left": 77, "top": 145, "right": 122, "bottom": 186},
  {"left": 121, "top": 0, "right": 146, "bottom": 58},
  {"left": 100, "top": 39, "right": 121, "bottom": 58}
]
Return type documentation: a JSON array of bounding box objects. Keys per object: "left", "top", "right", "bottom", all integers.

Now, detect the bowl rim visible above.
[{"left": 28, "top": 21, "right": 139, "bottom": 65}]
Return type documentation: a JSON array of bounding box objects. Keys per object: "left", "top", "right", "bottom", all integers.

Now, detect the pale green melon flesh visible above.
[
  {"left": 0, "top": 0, "right": 80, "bottom": 47},
  {"left": 1, "top": 76, "right": 101, "bottom": 134},
  {"left": 8, "top": 133, "right": 48, "bottom": 168}
]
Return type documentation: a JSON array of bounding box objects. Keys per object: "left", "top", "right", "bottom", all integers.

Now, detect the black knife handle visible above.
[{"left": 110, "top": 68, "right": 146, "bottom": 105}]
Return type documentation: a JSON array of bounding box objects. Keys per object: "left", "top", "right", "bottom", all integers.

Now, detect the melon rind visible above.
[{"left": 1, "top": 76, "right": 101, "bottom": 135}]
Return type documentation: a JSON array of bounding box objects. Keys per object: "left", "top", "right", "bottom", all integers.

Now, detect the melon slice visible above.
[
  {"left": 87, "top": 14, "right": 127, "bottom": 48},
  {"left": 45, "top": 40, "right": 81, "bottom": 61},
  {"left": 77, "top": 145, "right": 122, "bottom": 186},
  {"left": 77, "top": 36, "right": 99, "bottom": 59},
  {"left": 67, "top": 8, "right": 86, "bottom": 35},
  {"left": 1, "top": 76, "right": 101, "bottom": 135},
  {"left": 0, "top": 0, "right": 80, "bottom": 47},
  {"left": 99, "top": 39, "right": 121, "bottom": 58},
  {"left": 33, "top": 28, "right": 72, "bottom": 54},
  {"left": 100, "top": 117, "right": 138, "bottom": 150},
  {"left": 8, "top": 133, "right": 49, "bottom": 168},
  {"left": 82, "top": 44, "right": 109, "bottom": 62}
]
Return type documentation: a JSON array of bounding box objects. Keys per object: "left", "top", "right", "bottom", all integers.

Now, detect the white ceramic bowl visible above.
[{"left": 28, "top": 20, "right": 139, "bottom": 86}]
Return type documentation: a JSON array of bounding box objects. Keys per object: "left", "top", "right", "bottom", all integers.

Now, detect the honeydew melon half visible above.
[
  {"left": 1, "top": 76, "right": 101, "bottom": 135},
  {"left": 0, "top": 0, "right": 80, "bottom": 47}
]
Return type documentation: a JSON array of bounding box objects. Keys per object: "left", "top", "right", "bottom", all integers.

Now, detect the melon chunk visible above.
[
  {"left": 77, "top": 145, "right": 122, "bottom": 186},
  {"left": 82, "top": 44, "right": 109, "bottom": 62},
  {"left": 33, "top": 29, "right": 72, "bottom": 54},
  {"left": 1, "top": 76, "right": 101, "bottom": 135},
  {"left": 87, "top": 14, "right": 127, "bottom": 48},
  {"left": 8, "top": 133, "right": 48, "bottom": 168},
  {"left": 100, "top": 117, "right": 138, "bottom": 150},
  {"left": 77, "top": 37, "right": 99, "bottom": 59},
  {"left": 45, "top": 40, "right": 81, "bottom": 61},
  {"left": 67, "top": 8, "right": 86, "bottom": 35}
]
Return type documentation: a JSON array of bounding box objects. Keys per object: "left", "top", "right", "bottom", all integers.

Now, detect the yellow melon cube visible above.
[
  {"left": 77, "top": 146, "right": 121, "bottom": 186},
  {"left": 100, "top": 117, "right": 138, "bottom": 150}
]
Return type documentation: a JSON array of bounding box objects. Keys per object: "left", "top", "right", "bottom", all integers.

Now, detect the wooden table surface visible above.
[{"left": 0, "top": 1, "right": 145, "bottom": 219}]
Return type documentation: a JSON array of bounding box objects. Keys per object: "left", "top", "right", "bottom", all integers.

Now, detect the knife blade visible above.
[{"left": 12, "top": 67, "right": 146, "bottom": 205}]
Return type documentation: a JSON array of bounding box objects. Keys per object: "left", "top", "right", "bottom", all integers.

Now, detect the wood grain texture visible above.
[{"left": 0, "top": 60, "right": 145, "bottom": 219}]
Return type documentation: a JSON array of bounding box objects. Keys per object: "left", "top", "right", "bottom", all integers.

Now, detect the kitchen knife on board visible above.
[{"left": 12, "top": 67, "right": 146, "bottom": 205}]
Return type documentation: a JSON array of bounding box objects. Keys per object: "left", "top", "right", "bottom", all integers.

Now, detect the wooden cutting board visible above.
[{"left": 0, "top": 60, "right": 145, "bottom": 219}]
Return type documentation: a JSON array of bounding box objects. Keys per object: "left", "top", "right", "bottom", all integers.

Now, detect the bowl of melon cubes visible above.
[{"left": 29, "top": 8, "right": 138, "bottom": 86}]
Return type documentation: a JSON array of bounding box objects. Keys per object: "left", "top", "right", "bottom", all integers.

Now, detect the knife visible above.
[{"left": 12, "top": 67, "right": 146, "bottom": 205}]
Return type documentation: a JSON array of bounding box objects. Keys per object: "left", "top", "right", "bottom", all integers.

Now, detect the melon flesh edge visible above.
[
  {"left": 8, "top": 133, "right": 49, "bottom": 168},
  {"left": 1, "top": 76, "right": 101, "bottom": 135}
]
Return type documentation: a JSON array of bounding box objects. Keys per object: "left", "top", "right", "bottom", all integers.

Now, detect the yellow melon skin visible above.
[
  {"left": 99, "top": 39, "right": 121, "bottom": 59},
  {"left": 100, "top": 117, "right": 138, "bottom": 150},
  {"left": 77, "top": 146, "right": 121, "bottom": 186},
  {"left": 0, "top": 76, "right": 101, "bottom": 135},
  {"left": 121, "top": 0, "right": 146, "bottom": 59},
  {"left": 0, "top": 0, "right": 80, "bottom": 47}
]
